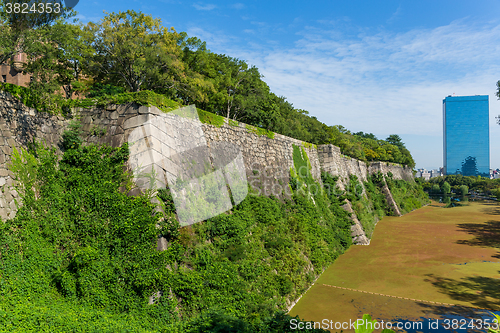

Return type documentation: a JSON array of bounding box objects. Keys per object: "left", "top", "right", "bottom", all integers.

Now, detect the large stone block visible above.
[
  {"left": 109, "top": 111, "right": 119, "bottom": 120},
  {"left": 111, "top": 135, "right": 125, "bottom": 147},
  {"left": 117, "top": 105, "right": 128, "bottom": 115},
  {"left": 138, "top": 106, "right": 150, "bottom": 114},
  {"left": 123, "top": 114, "right": 151, "bottom": 130},
  {"left": 149, "top": 106, "right": 164, "bottom": 115}
]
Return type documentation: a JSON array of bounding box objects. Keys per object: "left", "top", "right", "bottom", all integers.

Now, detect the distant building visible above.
[
  {"left": 430, "top": 169, "right": 442, "bottom": 178},
  {"left": 415, "top": 168, "right": 443, "bottom": 180},
  {"left": 1, "top": 52, "right": 79, "bottom": 99},
  {"left": 415, "top": 168, "right": 431, "bottom": 180},
  {"left": 443, "top": 95, "right": 489, "bottom": 177},
  {"left": 0, "top": 52, "right": 31, "bottom": 87}
]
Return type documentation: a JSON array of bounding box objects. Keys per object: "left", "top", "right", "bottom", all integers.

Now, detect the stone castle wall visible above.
[
  {"left": 317, "top": 144, "right": 414, "bottom": 245},
  {"left": 202, "top": 122, "right": 321, "bottom": 199},
  {"left": 74, "top": 103, "right": 322, "bottom": 200},
  {"left": 0, "top": 91, "right": 414, "bottom": 244},
  {"left": 0, "top": 91, "right": 66, "bottom": 219},
  {"left": 318, "top": 144, "right": 414, "bottom": 184}
]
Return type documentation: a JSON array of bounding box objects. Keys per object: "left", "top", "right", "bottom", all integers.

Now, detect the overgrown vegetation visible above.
[
  {"left": 321, "top": 171, "right": 429, "bottom": 239},
  {"left": 0, "top": 5, "right": 429, "bottom": 331},
  {"left": 0, "top": 139, "right": 355, "bottom": 331},
  {"left": 423, "top": 174, "right": 500, "bottom": 199},
  {"left": 0, "top": 82, "right": 182, "bottom": 114},
  {"left": 385, "top": 173, "right": 430, "bottom": 214}
]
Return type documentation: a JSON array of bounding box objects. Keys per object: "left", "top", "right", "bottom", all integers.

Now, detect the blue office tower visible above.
[{"left": 443, "top": 95, "right": 489, "bottom": 177}]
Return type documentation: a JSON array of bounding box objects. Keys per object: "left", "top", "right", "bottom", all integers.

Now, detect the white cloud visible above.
[
  {"left": 186, "top": 27, "right": 238, "bottom": 48},
  {"left": 226, "top": 21, "right": 500, "bottom": 132},
  {"left": 387, "top": 4, "right": 402, "bottom": 24},
  {"left": 192, "top": 3, "right": 216, "bottom": 11},
  {"left": 201, "top": 19, "right": 500, "bottom": 168},
  {"left": 231, "top": 3, "right": 245, "bottom": 10}
]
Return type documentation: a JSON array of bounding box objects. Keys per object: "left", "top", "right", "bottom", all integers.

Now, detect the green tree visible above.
[
  {"left": 442, "top": 181, "right": 451, "bottom": 194},
  {"left": 385, "top": 134, "right": 403, "bottom": 147},
  {"left": 176, "top": 33, "right": 215, "bottom": 104},
  {"left": 354, "top": 132, "right": 377, "bottom": 140},
  {"left": 85, "top": 10, "right": 199, "bottom": 97},
  {"left": 0, "top": 0, "right": 72, "bottom": 31},
  {"left": 460, "top": 185, "right": 468, "bottom": 196},
  {"left": 23, "top": 21, "right": 95, "bottom": 99},
  {"left": 0, "top": 0, "right": 75, "bottom": 65},
  {"left": 192, "top": 52, "right": 271, "bottom": 122}
]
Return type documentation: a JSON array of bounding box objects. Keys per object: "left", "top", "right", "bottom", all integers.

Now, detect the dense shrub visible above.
[
  {"left": 320, "top": 171, "right": 429, "bottom": 239},
  {"left": 425, "top": 174, "right": 500, "bottom": 195},
  {"left": 460, "top": 185, "right": 469, "bottom": 196},
  {"left": 1, "top": 142, "right": 341, "bottom": 331},
  {"left": 385, "top": 177, "right": 430, "bottom": 214}
]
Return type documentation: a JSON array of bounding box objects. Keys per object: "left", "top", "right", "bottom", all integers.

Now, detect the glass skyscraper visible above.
[{"left": 443, "top": 95, "right": 489, "bottom": 177}]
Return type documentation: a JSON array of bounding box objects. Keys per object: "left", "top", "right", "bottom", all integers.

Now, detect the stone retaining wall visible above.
[
  {"left": 74, "top": 103, "right": 322, "bottom": 200},
  {"left": 0, "top": 91, "right": 66, "bottom": 220},
  {"left": 318, "top": 144, "right": 414, "bottom": 244},
  {"left": 0, "top": 92, "right": 415, "bottom": 246},
  {"left": 202, "top": 122, "right": 321, "bottom": 199}
]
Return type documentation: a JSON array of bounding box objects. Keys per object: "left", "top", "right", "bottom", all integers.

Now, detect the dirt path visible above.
[{"left": 289, "top": 201, "right": 500, "bottom": 332}]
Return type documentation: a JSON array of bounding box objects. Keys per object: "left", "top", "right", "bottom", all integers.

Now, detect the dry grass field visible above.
[{"left": 290, "top": 201, "right": 500, "bottom": 332}]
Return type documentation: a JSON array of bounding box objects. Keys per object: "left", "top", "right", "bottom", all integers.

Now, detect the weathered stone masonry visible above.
[
  {"left": 0, "top": 91, "right": 414, "bottom": 244},
  {"left": 0, "top": 91, "right": 67, "bottom": 220},
  {"left": 317, "top": 145, "right": 414, "bottom": 244}
]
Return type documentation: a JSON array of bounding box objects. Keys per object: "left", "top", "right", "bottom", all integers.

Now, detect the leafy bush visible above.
[
  {"left": 442, "top": 181, "right": 451, "bottom": 194},
  {"left": 86, "top": 83, "right": 126, "bottom": 98},
  {"left": 61, "top": 119, "right": 83, "bottom": 150},
  {"left": 385, "top": 177, "right": 430, "bottom": 214},
  {"left": 1, "top": 142, "right": 349, "bottom": 331}
]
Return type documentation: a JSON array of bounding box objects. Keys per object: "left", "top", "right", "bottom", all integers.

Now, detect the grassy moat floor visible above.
[{"left": 290, "top": 201, "right": 500, "bottom": 332}]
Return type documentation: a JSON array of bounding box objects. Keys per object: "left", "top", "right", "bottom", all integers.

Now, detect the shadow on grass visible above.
[
  {"left": 456, "top": 220, "right": 500, "bottom": 259},
  {"left": 413, "top": 302, "right": 495, "bottom": 333},
  {"left": 417, "top": 302, "right": 488, "bottom": 318},
  {"left": 424, "top": 273, "right": 500, "bottom": 311},
  {"left": 481, "top": 206, "right": 500, "bottom": 215}
]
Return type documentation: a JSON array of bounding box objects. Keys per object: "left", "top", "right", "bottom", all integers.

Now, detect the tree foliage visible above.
[
  {"left": 424, "top": 174, "right": 500, "bottom": 196},
  {"left": 3, "top": 8, "right": 416, "bottom": 168},
  {"left": 85, "top": 10, "right": 183, "bottom": 93}
]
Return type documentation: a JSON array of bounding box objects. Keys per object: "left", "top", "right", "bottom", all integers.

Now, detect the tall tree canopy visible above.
[
  {"left": 86, "top": 10, "right": 184, "bottom": 93},
  {"left": 0, "top": 8, "right": 416, "bottom": 168},
  {"left": 0, "top": 0, "right": 75, "bottom": 64}
]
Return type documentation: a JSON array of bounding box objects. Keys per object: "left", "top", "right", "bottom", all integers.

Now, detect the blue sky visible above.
[{"left": 72, "top": 0, "right": 500, "bottom": 170}]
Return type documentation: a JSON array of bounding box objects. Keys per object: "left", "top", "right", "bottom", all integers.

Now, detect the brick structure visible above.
[{"left": 0, "top": 52, "right": 31, "bottom": 87}]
